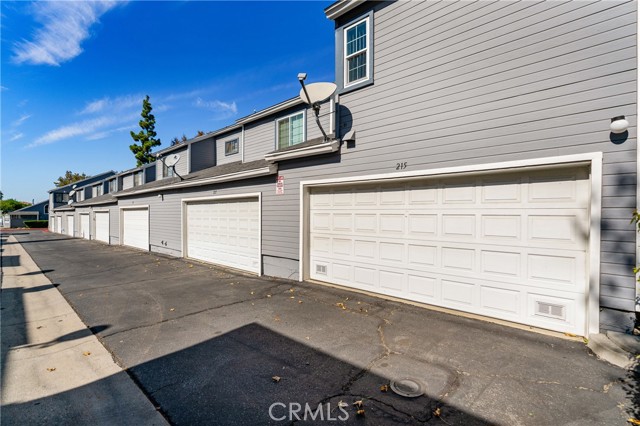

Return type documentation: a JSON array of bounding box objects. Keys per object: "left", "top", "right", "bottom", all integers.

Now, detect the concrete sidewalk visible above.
[{"left": 1, "top": 234, "right": 167, "bottom": 425}]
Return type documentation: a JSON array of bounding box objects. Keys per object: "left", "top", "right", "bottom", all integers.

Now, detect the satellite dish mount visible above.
[
  {"left": 157, "top": 153, "right": 184, "bottom": 180},
  {"left": 298, "top": 73, "right": 337, "bottom": 142}
]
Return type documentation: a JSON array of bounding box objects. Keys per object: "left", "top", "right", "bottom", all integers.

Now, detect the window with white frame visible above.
[
  {"left": 163, "top": 161, "right": 175, "bottom": 178},
  {"left": 344, "top": 17, "right": 369, "bottom": 86},
  {"left": 276, "top": 112, "right": 304, "bottom": 149},
  {"left": 109, "top": 179, "right": 117, "bottom": 193},
  {"left": 225, "top": 138, "right": 239, "bottom": 156},
  {"left": 134, "top": 171, "right": 143, "bottom": 186}
]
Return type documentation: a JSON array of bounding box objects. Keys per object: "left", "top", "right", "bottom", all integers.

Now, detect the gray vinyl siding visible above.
[
  {"left": 109, "top": 205, "right": 120, "bottom": 245},
  {"left": 190, "top": 137, "right": 216, "bottom": 172},
  {"left": 216, "top": 131, "right": 243, "bottom": 166},
  {"left": 325, "top": 0, "right": 638, "bottom": 311},
  {"left": 175, "top": 146, "right": 190, "bottom": 176},
  {"left": 122, "top": 174, "right": 134, "bottom": 190},
  {"left": 243, "top": 117, "right": 274, "bottom": 162},
  {"left": 305, "top": 100, "right": 332, "bottom": 140}
]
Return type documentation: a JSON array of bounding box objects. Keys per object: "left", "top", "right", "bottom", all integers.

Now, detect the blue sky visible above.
[{"left": 1, "top": 1, "right": 334, "bottom": 202}]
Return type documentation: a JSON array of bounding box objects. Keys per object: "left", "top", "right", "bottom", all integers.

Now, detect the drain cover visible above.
[{"left": 389, "top": 378, "right": 424, "bottom": 398}]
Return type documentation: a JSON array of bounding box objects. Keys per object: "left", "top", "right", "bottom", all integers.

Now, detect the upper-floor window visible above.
[
  {"left": 134, "top": 171, "right": 143, "bottom": 186},
  {"left": 163, "top": 161, "right": 175, "bottom": 178},
  {"left": 338, "top": 12, "right": 373, "bottom": 92},
  {"left": 54, "top": 193, "right": 69, "bottom": 203},
  {"left": 109, "top": 179, "right": 117, "bottom": 193},
  {"left": 76, "top": 191, "right": 84, "bottom": 202},
  {"left": 277, "top": 112, "right": 305, "bottom": 149},
  {"left": 225, "top": 139, "right": 239, "bottom": 156},
  {"left": 345, "top": 18, "right": 368, "bottom": 85},
  {"left": 93, "top": 185, "right": 103, "bottom": 197}
]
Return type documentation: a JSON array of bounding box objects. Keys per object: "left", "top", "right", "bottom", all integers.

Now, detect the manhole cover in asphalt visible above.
[{"left": 389, "top": 378, "right": 424, "bottom": 398}]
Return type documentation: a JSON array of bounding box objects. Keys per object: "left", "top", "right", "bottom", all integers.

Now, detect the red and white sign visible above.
[{"left": 276, "top": 175, "right": 285, "bottom": 195}]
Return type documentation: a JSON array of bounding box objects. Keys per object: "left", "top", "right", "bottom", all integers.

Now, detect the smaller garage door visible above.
[
  {"left": 185, "top": 197, "right": 260, "bottom": 273},
  {"left": 66, "top": 215, "right": 74, "bottom": 237},
  {"left": 95, "top": 212, "right": 110, "bottom": 243},
  {"left": 56, "top": 216, "right": 62, "bottom": 234},
  {"left": 122, "top": 208, "right": 149, "bottom": 251},
  {"left": 80, "top": 214, "right": 90, "bottom": 240}
]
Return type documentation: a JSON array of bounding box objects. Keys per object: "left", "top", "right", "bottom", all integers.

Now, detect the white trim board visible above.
[{"left": 299, "top": 152, "right": 603, "bottom": 337}]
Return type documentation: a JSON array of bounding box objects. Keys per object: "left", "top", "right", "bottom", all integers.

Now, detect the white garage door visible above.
[
  {"left": 95, "top": 212, "right": 110, "bottom": 243},
  {"left": 185, "top": 197, "right": 260, "bottom": 274},
  {"left": 309, "top": 167, "right": 590, "bottom": 335},
  {"left": 66, "top": 215, "right": 74, "bottom": 237},
  {"left": 56, "top": 216, "right": 62, "bottom": 234},
  {"left": 122, "top": 208, "right": 149, "bottom": 251},
  {"left": 80, "top": 214, "right": 90, "bottom": 240}
]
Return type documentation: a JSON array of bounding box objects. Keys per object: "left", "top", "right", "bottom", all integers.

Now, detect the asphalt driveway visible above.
[{"left": 7, "top": 230, "right": 637, "bottom": 425}]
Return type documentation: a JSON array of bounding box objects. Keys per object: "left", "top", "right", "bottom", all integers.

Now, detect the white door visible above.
[
  {"left": 308, "top": 167, "right": 590, "bottom": 335},
  {"left": 122, "top": 208, "right": 149, "bottom": 251},
  {"left": 56, "top": 216, "right": 62, "bottom": 234},
  {"left": 185, "top": 198, "right": 260, "bottom": 274},
  {"left": 80, "top": 214, "right": 90, "bottom": 240},
  {"left": 66, "top": 215, "right": 74, "bottom": 237},
  {"left": 95, "top": 212, "right": 110, "bottom": 243}
]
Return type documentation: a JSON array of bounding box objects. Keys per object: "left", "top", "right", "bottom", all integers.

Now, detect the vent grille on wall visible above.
[
  {"left": 535, "top": 301, "right": 566, "bottom": 320},
  {"left": 316, "top": 264, "right": 327, "bottom": 275}
]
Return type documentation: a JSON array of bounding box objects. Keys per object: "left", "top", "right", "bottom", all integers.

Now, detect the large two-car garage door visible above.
[
  {"left": 309, "top": 167, "right": 590, "bottom": 335},
  {"left": 185, "top": 197, "right": 260, "bottom": 274},
  {"left": 122, "top": 208, "right": 149, "bottom": 251}
]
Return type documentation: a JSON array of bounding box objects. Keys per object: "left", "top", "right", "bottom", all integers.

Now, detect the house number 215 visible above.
[{"left": 396, "top": 162, "right": 408, "bottom": 170}]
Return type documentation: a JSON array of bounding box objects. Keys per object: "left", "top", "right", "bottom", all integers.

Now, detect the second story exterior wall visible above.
[
  {"left": 156, "top": 145, "right": 189, "bottom": 180},
  {"left": 215, "top": 130, "right": 243, "bottom": 166}
]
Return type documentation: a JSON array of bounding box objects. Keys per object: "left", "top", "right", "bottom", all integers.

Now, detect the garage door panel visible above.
[
  {"left": 309, "top": 167, "right": 590, "bottom": 335},
  {"left": 186, "top": 198, "right": 259, "bottom": 274},
  {"left": 95, "top": 212, "right": 109, "bottom": 243},
  {"left": 122, "top": 209, "right": 149, "bottom": 251},
  {"left": 80, "top": 214, "right": 90, "bottom": 240},
  {"left": 67, "top": 216, "right": 74, "bottom": 237}
]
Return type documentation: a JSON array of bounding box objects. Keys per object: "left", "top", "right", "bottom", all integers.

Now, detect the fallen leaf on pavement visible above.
[
  {"left": 36, "top": 326, "right": 43, "bottom": 329},
  {"left": 46, "top": 367, "right": 56, "bottom": 372},
  {"left": 434, "top": 407, "right": 442, "bottom": 417},
  {"left": 380, "top": 384, "right": 389, "bottom": 392},
  {"left": 338, "top": 400, "right": 348, "bottom": 408},
  {"left": 290, "top": 296, "right": 295, "bottom": 299},
  {"left": 336, "top": 302, "right": 347, "bottom": 310},
  {"left": 628, "top": 419, "right": 640, "bottom": 425},
  {"left": 267, "top": 294, "right": 272, "bottom": 298},
  {"left": 353, "top": 400, "right": 363, "bottom": 408},
  {"left": 289, "top": 289, "right": 295, "bottom": 293},
  {"left": 298, "top": 300, "right": 303, "bottom": 304},
  {"left": 170, "top": 308, "right": 175, "bottom": 312},
  {"left": 83, "top": 351, "right": 91, "bottom": 356},
  {"left": 272, "top": 376, "right": 281, "bottom": 383},
  {"left": 564, "top": 332, "right": 577, "bottom": 337}
]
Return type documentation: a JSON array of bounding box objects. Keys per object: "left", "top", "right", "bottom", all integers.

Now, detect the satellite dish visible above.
[
  {"left": 67, "top": 200, "right": 74, "bottom": 205},
  {"left": 69, "top": 189, "right": 76, "bottom": 197},
  {"left": 164, "top": 153, "right": 180, "bottom": 167},
  {"left": 299, "top": 82, "right": 337, "bottom": 105},
  {"left": 72, "top": 184, "right": 78, "bottom": 189}
]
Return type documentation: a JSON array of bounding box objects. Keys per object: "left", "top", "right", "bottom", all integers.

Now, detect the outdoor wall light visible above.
[{"left": 610, "top": 116, "right": 629, "bottom": 134}]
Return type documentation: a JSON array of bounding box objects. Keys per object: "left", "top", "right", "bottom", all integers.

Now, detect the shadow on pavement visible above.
[{"left": 3, "top": 322, "right": 491, "bottom": 425}]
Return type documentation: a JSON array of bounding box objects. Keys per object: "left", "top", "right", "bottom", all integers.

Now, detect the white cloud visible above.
[
  {"left": 13, "top": 1, "right": 120, "bottom": 66},
  {"left": 195, "top": 97, "right": 238, "bottom": 118},
  {"left": 29, "top": 111, "right": 139, "bottom": 148},
  {"left": 1, "top": 86, "right": 8, "bottom": 91},
  {"left": 9, "top": 132, "right": 24, "bottom": 142},
  {"left": 12, "top": 114, "right": 31, "bottom": 127},
  {"left": 80, "top": 94, "right": 142, "bottom": 115}
]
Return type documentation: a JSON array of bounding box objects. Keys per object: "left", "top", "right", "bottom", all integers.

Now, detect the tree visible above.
[
  {"left": 130, "top": 95, "right": 161, "bottom": 166},
  {"left": 171, "top": 134, "right": 188, "bottom": 146},
  {"left": 0, "top": 190, "right": 3, "bottom": 201},
  {"left": 1, "top": 199, "right": 30, "bottom": 213},
  {"left": 54, "top": 171, "right": 88, "bottom": 187}
]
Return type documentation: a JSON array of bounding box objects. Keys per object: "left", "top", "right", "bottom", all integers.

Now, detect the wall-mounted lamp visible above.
[{"left": 610, "top": 115, "right": 629, "bottom": 134}]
